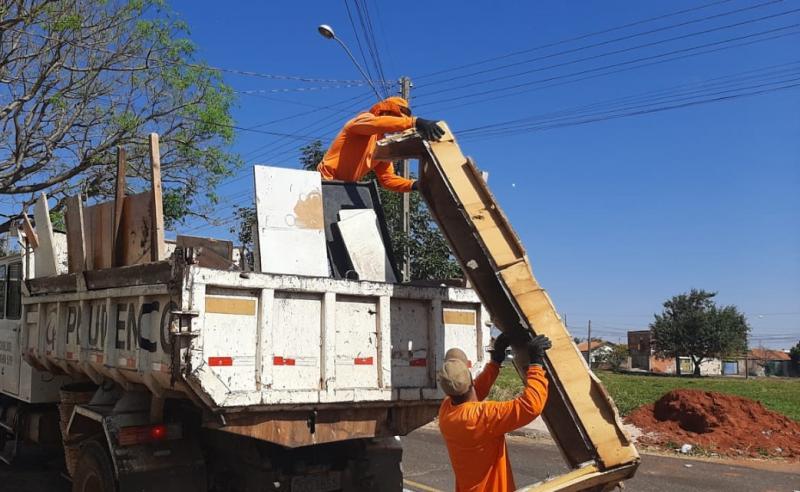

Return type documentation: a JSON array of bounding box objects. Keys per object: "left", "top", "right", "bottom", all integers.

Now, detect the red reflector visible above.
[
  {"left": 209, "top": 357, "right": 233, "bottom": 366},
  {"left": 273, "top": 356, "right": 296, "bottom": 366},
  {"left": 118, "top": 423, "right": 180, "bottom": 447},
  {"left": 150, "top": 424, "right": 167, "bottom": 441},
  {"left": 354, "top": 357, "right": 374, "bottom": 365},
  {"left": 410, "top": 358, "right": 427, "bottom": 367}
]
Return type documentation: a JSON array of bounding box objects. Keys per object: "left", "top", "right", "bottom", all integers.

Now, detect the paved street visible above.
[
  {"left": 402, "top": 428, "right": 800, "bottom": 492},
  {"left": 2, "top": 429, "right": 799, "bottom": 491}
]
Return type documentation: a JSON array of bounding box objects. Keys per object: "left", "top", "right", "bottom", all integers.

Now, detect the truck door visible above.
[{"left": 0, "top": 262, "right": 22, "bottom": 395}]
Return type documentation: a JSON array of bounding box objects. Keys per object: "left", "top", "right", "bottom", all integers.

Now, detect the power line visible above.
[
  {"left": 458, "top": 62, "right": 800, "bottom": 136},
  {"left": 416, "top": 23, "right": 800, "bottom": 110},
  {"left": 343, "top": 0, "right": 377, "bottom": 88},
  {"left": 6, "top": 26, "right": 388, "bottom": 85},
  {"left": 417, "top": 0, "right": 783, "bottom": 91},
  {"left": 414, "top": 0, "right": 737, "bottom": 80},
  {"left": 459, "top": 78, "right": 800, "bottom": 141},
  {"left": 416, "top": 7, "right": 800, "bottom": 102}
]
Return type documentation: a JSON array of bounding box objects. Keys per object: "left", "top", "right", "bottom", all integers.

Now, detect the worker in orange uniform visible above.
[
  {"left": 437, "top": 333, "right": 551, "bottom": 492},
  {"left": 316, "top": 96, "right": 445, "bottom": 192}
]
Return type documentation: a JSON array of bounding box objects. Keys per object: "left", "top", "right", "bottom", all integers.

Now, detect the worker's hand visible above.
[
  {"left": 415, "top": 118, "right": 445, "bottom": 141},
  {"left": 411, "top": 180, "right": 419, "bottom": 191},
  {"left": 527, "top": 335, "right": 552, "bottom": 367},
  {"left": 490, "top": 333, "right": 511, "bottom": 364}
]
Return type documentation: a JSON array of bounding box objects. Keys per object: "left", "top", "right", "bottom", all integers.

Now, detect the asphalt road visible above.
[
  {"left": 2, "top": 430, "right": 798, "bottom": 491},
  {"left": 402, "top": 428, "right": 800, "bottom": 492}
]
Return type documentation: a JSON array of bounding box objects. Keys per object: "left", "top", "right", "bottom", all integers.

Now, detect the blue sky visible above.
[{"left": 169, "top": 0, "right": 799, "bottom": 348}]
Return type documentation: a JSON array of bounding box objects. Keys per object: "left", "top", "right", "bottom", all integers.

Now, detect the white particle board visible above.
[
  {"left": 336, "top": 209, "right": 396, "bottom": 283},
  {"left": 253, "top": 166, "right": 328, "bottom": 277}
]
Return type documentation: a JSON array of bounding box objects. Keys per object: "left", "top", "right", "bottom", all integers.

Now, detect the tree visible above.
[
  {"left": 790, "top": 341, "right": 800, "bottom": 376},
  {"left": 599, "top": 344, "right": 630, "bottom": 372},
  {"left": 1, "top": 0, "right": 238, "bottom": 228},
  {"left": 376, "top": 175, "right": 461, "bottom": 281},
  {"left": 299, "top": 140, "right": 325, "bottom": 171},
  {"left": 650, "top": 289, "right": 749, "bottom": 376}
]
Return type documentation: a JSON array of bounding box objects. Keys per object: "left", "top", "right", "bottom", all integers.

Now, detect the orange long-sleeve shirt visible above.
[
  {"left": 438, "top": 362, "right": 549, "bottom": 492},
  {"left": 317, "top": 112, "right": 416, "bottom": 192}
]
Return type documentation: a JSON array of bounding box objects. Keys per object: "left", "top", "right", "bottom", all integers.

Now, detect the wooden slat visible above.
[
  {"left": 21, "top": 212, "right": 38, "bottom": 249},
  {"left": 149, "top": 133, "right": 166, "bottom": 261},
  {"left": 64, "top": 195, "right": 86, "bottom": 273},
  {"left": 116, "top": 192, "right": 153, "bottom": 266},
  {"left": 112, "top": 146, "right": 127, "bottom": 261},
  {"left": 33, "top": 193, "right": 59, "bottom": 277},
  {"left": 84, "top": 261, "right": 172, "bottom": 290},
  {"left": 176, "top": 235, "right": 233, "bottom": 261},
  {"left": 83, "top": 201, "right": 114, "bottom": 270}
]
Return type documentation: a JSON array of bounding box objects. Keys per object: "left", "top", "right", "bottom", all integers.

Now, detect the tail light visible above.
[{"left": 117, "top": 423, "right": 182, "bottom": 446}]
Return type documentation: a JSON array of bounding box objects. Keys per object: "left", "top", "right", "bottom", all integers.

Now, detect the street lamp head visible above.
[{"left": 317, "top": 24, "right": 335, "bottom": 40}]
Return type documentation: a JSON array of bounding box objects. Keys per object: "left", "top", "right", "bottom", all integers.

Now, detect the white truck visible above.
[{"left": 0, "top": 172, "right": 490, "bottom": 491}]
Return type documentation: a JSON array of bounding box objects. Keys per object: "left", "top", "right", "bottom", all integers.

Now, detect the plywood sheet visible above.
[
  {"left": 253, "top": 165, "right": 327, "bottom": 277},
  {"left": 64, "top": 195, "right": 86, "bottom": 273},
  {"left": 374, "top": 125, "right": 639, "bottom": 476},
  {"left": 21, "top": 213, "right": 38, "bottom": 249},
  {"left": 336, "top": 209, "right": 396, "bottom": 283},
  {"left": 32, "top": 193, "right": 58, "bottom": 277},
  {"left": 84, "top": 200, "right": 114, "bottom": 270},
  {"left": 115, "top": 192, "right": 152, "bottom": 267},
  {"left": 149, "top": 134, "right": 166, "bottom": 261}
]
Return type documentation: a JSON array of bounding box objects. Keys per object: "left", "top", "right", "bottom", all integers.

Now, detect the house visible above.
[
  {"left": 576, "top": 339, "right": 614, "bottom": 367},
  {"left": 626, "top": 330, "right": 722, "bottom": 376},
  {"left": 727, "top": 348, "right": 792, "bottom": 377}
]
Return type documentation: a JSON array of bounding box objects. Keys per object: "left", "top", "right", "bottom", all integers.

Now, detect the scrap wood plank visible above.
[
  {"left": 20, "top": 212, "right": 38, "bottom": 249},
  {"left": 374, "top": 125, "right": 639, "bottom": 476},
  {"left": 64, "top": 195, "right": 87, "bottom": 273},
  {"left": 113, "top": 146, "right": 127, "bottom": 259},
  {"left": 149, "top": 133, "right": 166, "bottom": 261},
  {"left": 116, "top": 191, "right": 153, "bottom": 266},
  {"left": 84, "top": 200, "right": 114, "bottom": 270},
  {"left": 176, "top": 235, "right": 235, "bottom": 270},
  {"left": 32, "top": 193, "right": 58, "bottom": 277}
]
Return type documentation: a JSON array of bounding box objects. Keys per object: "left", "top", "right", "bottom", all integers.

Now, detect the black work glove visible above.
[
  {"left": 527, "top": 335, "right": 552, "bottom": 367},
  {"left": 490, "top": 333, "right": 511, "bottom": 365},
  {"left": 415, "top": 118, "right": 445, "bottom": 141},
  {"left": 411, "top": 180, "right": 419, "bottom": 191}
]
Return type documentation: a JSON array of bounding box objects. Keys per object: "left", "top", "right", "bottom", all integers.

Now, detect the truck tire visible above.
[{"left": 72, "top": 440, "right": 117, "bottom": 492}]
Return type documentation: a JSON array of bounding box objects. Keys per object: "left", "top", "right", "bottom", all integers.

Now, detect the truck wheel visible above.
[{"left": 72, "top": 440, "right": 117, "bottom": 492}]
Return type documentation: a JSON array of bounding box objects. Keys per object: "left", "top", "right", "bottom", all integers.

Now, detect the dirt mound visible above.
[{"left": 626, "top": 389, "right": 800, "bottom": 459}]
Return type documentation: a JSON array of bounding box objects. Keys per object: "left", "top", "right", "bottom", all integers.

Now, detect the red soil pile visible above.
[{"left": 626, "top": 389, "right": 800, "bottom": 459}]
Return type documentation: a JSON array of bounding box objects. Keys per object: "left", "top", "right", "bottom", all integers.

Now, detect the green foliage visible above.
[
  {"left": 600, "top": 344, "right": 630, "bottom": 372},
  {"left": 650, "top": 289, "right": 750, "bottom": 376},
  {"left": 489, "top": 367, "right": 800, "bottom": 420},
  {"left": 49, "top": 210, "right": 66, "bottom": 231},
  {"left": 377, "top": 178, "right": 461, "bottom": 281},
  {"left": 299, "top": 140, "right": 325, "bottom": 171},
  {"left": 1, "top": 0, "right": 239, "bottom": 226},
  {"left": 230, "top": 205, "right": 256, "bottom": 250},
  {"left": 790, "top": 341, "right": 800, "bottom": 374}
]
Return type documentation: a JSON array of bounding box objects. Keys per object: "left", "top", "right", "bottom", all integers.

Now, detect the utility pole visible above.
[
  {"left": 587, "top": 320, "right": 592, "bottom": 368},
  {"left": 399, "top": 76, "right": 412, "bottom": 282}
]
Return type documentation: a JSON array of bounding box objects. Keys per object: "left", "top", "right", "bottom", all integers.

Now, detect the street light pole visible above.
[
  {"left": 317, "top": 24, "right": 381, "bottom": 100},
  {"left": 399, "top": 76, "right": 412, "bottom": 282}
]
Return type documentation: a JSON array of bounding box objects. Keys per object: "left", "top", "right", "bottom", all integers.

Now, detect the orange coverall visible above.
[
  {"left": 317, "top": 97, "right": 416, "bottom": 192},
  {"left": 438, "top": 362, "right": 549, "bottom": 492}
]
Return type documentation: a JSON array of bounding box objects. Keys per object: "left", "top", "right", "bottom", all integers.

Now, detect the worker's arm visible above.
[
  {"left": 373, "top": 160, "right": 415, "bottom": 193},
  {"left": 346, "top": 113, "right": 415, "bottom": 136},
  {"left": 473, "top": 361, "right": 501, "bottom": 401},
  {"left": 479, "top": 365, "right": 549, "bottom": 437}
]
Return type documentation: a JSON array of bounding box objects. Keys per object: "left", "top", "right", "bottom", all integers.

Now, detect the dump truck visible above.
[{"left": 0, "top": 127, "right": 639, "bottom": 492}]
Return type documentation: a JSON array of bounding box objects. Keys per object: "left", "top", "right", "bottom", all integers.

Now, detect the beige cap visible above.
[{"left": 437, "top": 348, "right": 473, "bottom": 396}]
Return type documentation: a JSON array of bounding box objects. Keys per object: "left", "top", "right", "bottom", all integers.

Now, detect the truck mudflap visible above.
[{"left": 375, "top": 125, "right": 640, "bottom": 490}]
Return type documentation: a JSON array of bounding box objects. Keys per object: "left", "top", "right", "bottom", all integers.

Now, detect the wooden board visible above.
[
  {"left": 149, "top": 134, "right": 166, "bottom": 261},
  {"left": 176, "top": 235, "right": 234, "bottom": 270},
  {"left": 64, "top": 195, "right": 87, "bottom": 273},
  {"left": 83, "top": 201, "right": 114, "bottom": 270},
  {"left": 32, "top": 193, "right": 58, "bottom": 277},
  {"left": 113, "top": 146, "right": 127, "bottom": 257},
  {"left": 374, "top": 126, "right": 640, "bottom": 476},
  {"left": 21, "top": 213, "right": 38, "bottom": 249},
  {"left": 115, "top": 192, "right": 154, "bottom": 267},
  {"left": 335, "top": 209, "right": 396, "bottom": 282}
]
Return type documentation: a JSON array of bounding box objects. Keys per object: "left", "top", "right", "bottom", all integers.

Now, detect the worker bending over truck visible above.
[
  {"left": 317, "top": 96, "right": 445, "bottom": 192},
  {"left": 437, "top": 334, "right": 552, "bottom": 492}
]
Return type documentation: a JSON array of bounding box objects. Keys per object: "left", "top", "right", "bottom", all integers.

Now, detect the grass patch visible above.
[{"left": 488, "top": 366, "right": 800, "bottom": 421}]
